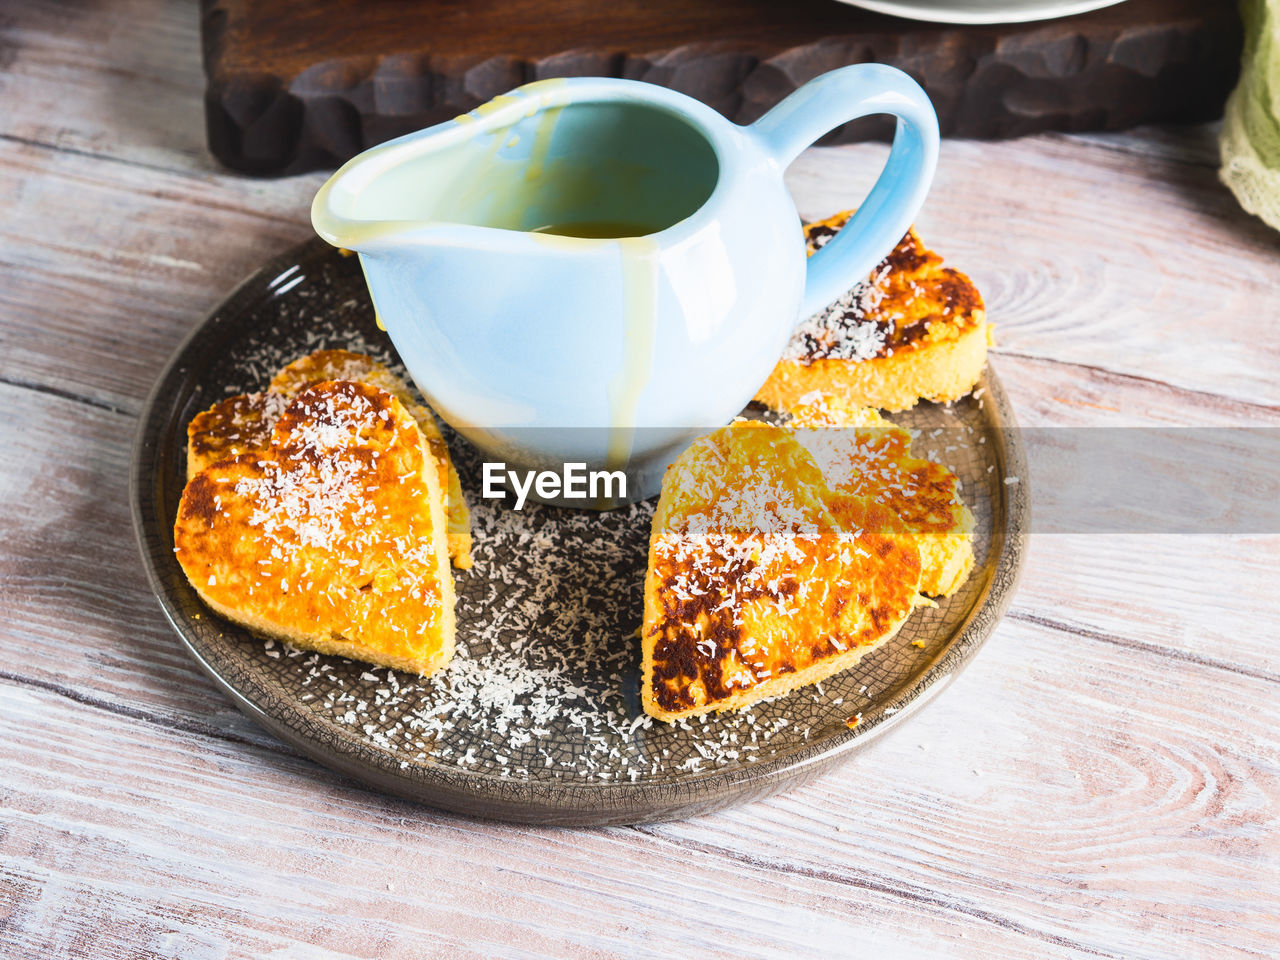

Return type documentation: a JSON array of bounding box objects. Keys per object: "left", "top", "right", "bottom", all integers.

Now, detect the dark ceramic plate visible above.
[{"left": 131, "top": 240, "right": 1028, "bottom": 825}]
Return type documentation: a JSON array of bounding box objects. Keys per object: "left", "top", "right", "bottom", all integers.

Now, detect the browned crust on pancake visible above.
[
  {"left": 644, "top": 503, "right": 920, "bottom": 719},
  {"left": 186, "top": 391, "right": 290, "bottom": 482},
  {"left": 187, "top": 349, "right": 473, "bottom": 568},
  {"left": 797, "top": 214, "right": 984, "bottom": 360}
]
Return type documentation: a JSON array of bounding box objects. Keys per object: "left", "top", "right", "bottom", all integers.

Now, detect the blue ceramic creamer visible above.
[{"left": 311, "top": 64, "right": 938, "bottom": 505}]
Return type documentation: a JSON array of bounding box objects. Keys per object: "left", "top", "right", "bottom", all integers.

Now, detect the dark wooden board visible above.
[{"left": 202, "top": 0, "right": 1241, "bottom": 176}]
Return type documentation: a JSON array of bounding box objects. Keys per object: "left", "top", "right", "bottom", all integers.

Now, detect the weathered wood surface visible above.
[{"left": 2, "top": 0, "right": 1279, "bottom": 957}]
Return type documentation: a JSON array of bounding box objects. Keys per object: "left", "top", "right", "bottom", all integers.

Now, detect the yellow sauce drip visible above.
[
  {"left": 357, "top": 258, "right": 387, "bottom": 331},
  {"left": 473, "top": 94, "right": 521, "bottom": 118},
  {"left": 604, "top": 237, "right": 659, "bottom": 501},
  {"left": 525, "top": 105, "right": 563, "bottom": 183}
]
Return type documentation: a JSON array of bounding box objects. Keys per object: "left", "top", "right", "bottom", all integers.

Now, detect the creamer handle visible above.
[{"left": 750, "top": 64, "right": 939, "bottom": 322}]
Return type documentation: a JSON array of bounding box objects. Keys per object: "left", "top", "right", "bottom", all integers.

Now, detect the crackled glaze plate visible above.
[{"left": 131, "top": 240, "right": 1027, "bottom": 825}]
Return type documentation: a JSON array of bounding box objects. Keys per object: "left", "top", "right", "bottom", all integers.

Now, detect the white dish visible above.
[{"left": 837, "top": 0, "right": 1128, "bottom": 25}]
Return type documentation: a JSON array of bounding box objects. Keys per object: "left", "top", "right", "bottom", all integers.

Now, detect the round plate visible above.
[
  {"left": 837, "top": 0, "right": 1127, "bottom": 25},
  {"left": 131, "top": 240, "right": 1028, "bottom": 825}
]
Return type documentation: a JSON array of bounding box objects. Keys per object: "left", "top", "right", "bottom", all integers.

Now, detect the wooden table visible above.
[{"left": 2, "top": 1, "right": 1277, "bottom": 956}]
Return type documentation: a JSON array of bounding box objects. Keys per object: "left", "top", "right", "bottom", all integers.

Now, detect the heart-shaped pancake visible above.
[
  {"left": 175, "top": 380, "right": 455, "bottom": 676},
  {"left": 642, "top": 420, "right": 923, "bottom": 721}
]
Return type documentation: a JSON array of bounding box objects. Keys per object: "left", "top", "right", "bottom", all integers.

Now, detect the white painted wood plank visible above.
[
  {"left": 1058, "top": 123, "right": 1223, "bottom": 169},
  {"left": 0, "top": 135, "right": 323, "bottom": 414},
  {"left": 0, "top": 382, "right": 285, "bottom": 749},
  {"left": 993, "top": 353, "right": 1278, "bottom": 428},
  {"left": 985, "top": 354, "right": 1280, "bottom": 680},
  {"left": 0, "top": 0, "right": 215, "bottom": 174}
]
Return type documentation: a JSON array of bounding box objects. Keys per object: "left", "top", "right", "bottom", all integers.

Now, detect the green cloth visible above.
[{"left": 1221, "top": 0, "right": 1280, "bottom": 230}]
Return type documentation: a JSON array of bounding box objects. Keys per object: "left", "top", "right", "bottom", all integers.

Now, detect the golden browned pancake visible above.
[
  {"left": 641, "top": 421, "right": 922, "bottom": 722},
  {"left": 790, "top": 394, "right": 975, "bottom": 598},
  {"left": 175, "top": 380, "right": 456, "bottom": 676},
  {"left": 187, "top": 350, "right": 472, "bottom": 569},
  {"left": 270, "top": 350, "right": 472, "bottom": 569},
  {"left": 755, "top": 211, "right": 992, "bottom": 413},
  {"left": 186, "top": 391, "right": 290, "bottom": 482}
]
